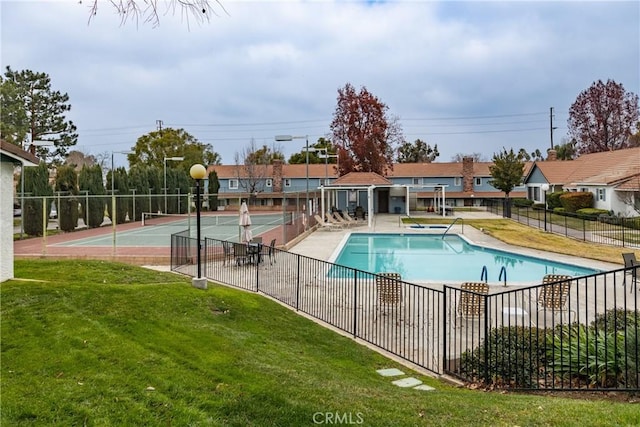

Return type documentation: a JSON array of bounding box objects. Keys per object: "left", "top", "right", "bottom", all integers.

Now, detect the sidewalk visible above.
[{"left": 288, "top": 212, "right": 618, "bottom": 273}]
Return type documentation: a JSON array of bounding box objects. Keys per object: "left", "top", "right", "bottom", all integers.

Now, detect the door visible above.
[{"left": 377, "top": 189, "right": 389, "bottom": 213}]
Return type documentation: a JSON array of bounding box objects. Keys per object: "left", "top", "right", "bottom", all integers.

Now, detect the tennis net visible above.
[{"left": 141, "top": 212, "right": 292, "bottom": 227}]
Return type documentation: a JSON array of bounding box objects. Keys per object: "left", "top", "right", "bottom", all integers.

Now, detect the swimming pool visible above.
[{"left": 330, "top": 233, "right": 599, "bottom": 283}]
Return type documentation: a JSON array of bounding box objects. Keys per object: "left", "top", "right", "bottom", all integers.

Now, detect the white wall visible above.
[{"left": 0, "top": 161, "right": 14, "bottom": 281}]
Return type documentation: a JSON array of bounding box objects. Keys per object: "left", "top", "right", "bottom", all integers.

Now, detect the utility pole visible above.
[
  {"left": 156, "top": 119, "right": 163, "bottom": 136},
  {"left": 549, "top": 107, "right": 557, "bottom": 150}
]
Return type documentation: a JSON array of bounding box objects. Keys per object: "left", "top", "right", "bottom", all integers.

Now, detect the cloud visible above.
[{"left": 1, "top": 0, "right": 638, "bottom": 164}]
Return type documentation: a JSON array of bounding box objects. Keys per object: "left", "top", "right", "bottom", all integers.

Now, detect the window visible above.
[
  {"left": 284, "top": 178, "right": 291, "bottom": 187},
  {"left": 322, "top": 178, "right": 330, "bottom": 186},
  {"left": 597, "top": 188, "right": 606, "bottom": 201},
  {"left": 229, "top": 179, "right": 238, "bottom": 190},
  {"left": 454, "top": 177, "right": 462, "bottom": 187},
  {"left": 412, "top": 177, "right": 422, "bottom": 185},
  {"left": 475, "top": 177, "right": 482, "bottom": 186},
  {"left": 532, "top": 186, "right": 540, "bottom": 202},
  {"left": 265, "top": 178, "right": 272, "bottom": 187}
]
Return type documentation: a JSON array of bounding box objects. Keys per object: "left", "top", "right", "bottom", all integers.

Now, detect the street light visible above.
[
  {"left": 111, "top": 150, "right": 133, "bottom": 255},
  {"left": 275, "top": 134, "right": 310, "bottom": 215},
  {"left": 164, "top": 156, "right": 184, "bottom": 213},
  {"left": 317, "top": 151, "right": 339, "bottom": 185},
  {"left": 190, "top": 163, "right": 208, "bottom": 290},
  {"left": 541, "top": 183, "right": 550, "bottom": 232}
]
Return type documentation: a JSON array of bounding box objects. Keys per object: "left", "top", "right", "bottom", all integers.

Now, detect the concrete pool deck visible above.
[{"left": 288, "top": 211, "right": 621, "bottom": 278}]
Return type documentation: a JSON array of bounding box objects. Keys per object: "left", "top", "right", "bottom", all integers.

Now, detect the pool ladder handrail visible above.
[
  {"left": 480, "top": 265, "right": 508, "bottom": 286},
  {"left": 405, "top": 215, "right": 424, "bottom": 228},
  {"left": 480, "top": 265, "right": 488, "bottom": 283},
  {"left": 499, "top": 266, "right": 507, "bottom": 287},
  {"left": 442, "top": 217, "right": 463, "bottom": 239}
]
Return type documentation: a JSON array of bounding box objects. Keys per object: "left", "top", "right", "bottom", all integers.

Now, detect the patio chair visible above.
[
  {"left": 313, "top": 214, "right": 340, "bottom": 231},
  {"left": 456, "top": 282, "right": 489, "bottom": 327},
  {"left": 375, "top": 272, "right": 403, "bottom": 321},
  {"left": 355, "top": 206, "right": 365, "bottom": 220},
  {"left": 222, "top": 241, "right": 234, "bottom": 265},
  {"left": 233, "top": 242, "right": 250, "bottom": 266},
  {"left": 622, "top": 253, "right": 638, "bottom": 293},
  {"left": 261, "top": 238, "right": 277, "bottom": 265},
  {"left": 536, "top": 274, "right": 575, "bottom": 323}
]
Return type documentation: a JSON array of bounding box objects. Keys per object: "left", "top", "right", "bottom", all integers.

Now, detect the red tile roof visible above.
[
  {"left": 332, "top": 172, "right": 392, "bottom": 186},
  {"left": 530, "top": 146, "right": 640, "bottom": 187}
]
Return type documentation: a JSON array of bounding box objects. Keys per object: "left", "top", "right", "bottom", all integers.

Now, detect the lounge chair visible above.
[
  {"left": 339, "top": 211, "right": 359, "bottom": 226},
  {"left": 313, "top": 214, "right": 340, "bottom": 231},
  {"left": 622, "top": 253, "right": 638, "bottom": 293},
  {"left": 536, "top": 274, "right": 575, "bottom": 323},
  {"left": 332, "top": 211, "right": 352, "bottom": 227},
  {"left": 375, "top": 272, "right": 403, "bottom": 321},
  {"left": 456, "top": 282, "right": 489, "bottom": 327}
]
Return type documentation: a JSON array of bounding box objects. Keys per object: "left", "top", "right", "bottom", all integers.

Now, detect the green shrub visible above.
[
  {"left": 460, "top": 326, "right": 547, "bottom": 388},
  {"left": 624, "top": 326, "right": 639, "bottom": 387},
  {"left": 513, "top": 198, "right": 534, "bottom": 207},
  {"left": 559, "top": 192, "right": 593, "bottom": 212},
  {"left": 591, "top": 309, "right": 638, "bottom": 332},
  {"left": 546, "top": 191, "right": 565, "bottom": 210},
  {"left": 553, "top": 207, "right": 566, "bottom": 215},
  {"left": 576, "top": 208, "right": 610, "bottom": 219},
  {"left": 546, "top": 324, "right": 625, "bottom": 388},
  {"left": 532, "top": 203, "right": 545, "bottom": 210}
]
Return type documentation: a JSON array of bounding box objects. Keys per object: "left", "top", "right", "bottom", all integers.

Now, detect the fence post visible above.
[
  {"left": 352, "top": 271, "right": 358, "bottom": 338},
  {"left": 442, "top": 287, "right": 448, "bottom": 372},
  {"left": 582, "top": 218, "right": 586, "bottom": 241},
  {"left": 295, "top": 254, "right": 301, "bottom": 311},
  {"left": 622, "top": 218, "right": 626, "bottom": 248},
  {"left": 483, "top": 293, "right": 489, "bottom": 383}
]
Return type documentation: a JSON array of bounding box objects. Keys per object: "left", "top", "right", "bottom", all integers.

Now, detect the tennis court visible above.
[{"left": 51, "top": 212, "right": 290, "bottom": 248}]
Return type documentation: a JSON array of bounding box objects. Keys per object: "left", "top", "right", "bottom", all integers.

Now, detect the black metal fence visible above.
[
  {"left": 171, "top": 232, "right": 639, "bottom": 391},
  {"left": 486, "top": 200, "right": 640, "bottom": 248}
]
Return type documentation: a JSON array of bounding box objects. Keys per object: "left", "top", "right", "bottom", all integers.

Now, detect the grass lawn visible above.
[
  {"left": 2, "top": 260, "right": 639, "bottom": 426},
  {"left": 404, "top": 217, "right": 633, "bottom": 265}
]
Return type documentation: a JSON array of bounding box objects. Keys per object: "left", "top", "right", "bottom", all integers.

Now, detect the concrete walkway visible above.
[{"left": 288, "top": 211, "right": 619, "bottom": 274}]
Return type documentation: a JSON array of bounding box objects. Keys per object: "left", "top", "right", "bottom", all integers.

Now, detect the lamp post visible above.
[
  {"left": 190, "top": 163, "right": 208, "bottom": 290},
  {"left": 111, "top": 150, "right": 133, "bottom": 256},
  {"left": 275, "top": 134, "right": 310, "bottom": 215},
  {"left": 164, "top": 156, "right": 184, "bottom": 214},
  {"left": 541, "top": 183, "right": 550, "bottom": 232}
]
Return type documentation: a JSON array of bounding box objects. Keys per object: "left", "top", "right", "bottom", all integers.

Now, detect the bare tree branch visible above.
[{"left": 85, "top": 0, "right": 227, "bottom": 28}]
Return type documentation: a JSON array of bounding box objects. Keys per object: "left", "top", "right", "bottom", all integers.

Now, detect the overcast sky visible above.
[{"left": 1, "top": 0, "right": 638, "bottom": 167}]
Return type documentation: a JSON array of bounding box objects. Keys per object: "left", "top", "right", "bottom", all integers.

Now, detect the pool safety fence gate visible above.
[
  {"left": 171, "top": 232, "right": 640, "bottom": 392},
  {"left": 485, "top": 200, "right": 640, "bottom": 248}
]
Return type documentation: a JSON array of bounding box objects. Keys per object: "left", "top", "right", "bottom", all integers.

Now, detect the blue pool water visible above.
[{"left": 331, "top": 233, "right": 599, "bottom": 282}]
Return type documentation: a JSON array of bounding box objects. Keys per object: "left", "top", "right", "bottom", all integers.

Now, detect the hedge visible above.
[{"left": 559, "top": 191, "right": 593, "bottom": 212}]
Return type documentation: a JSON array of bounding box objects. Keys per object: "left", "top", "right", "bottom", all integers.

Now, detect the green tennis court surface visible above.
[{"left": 52, "top": 213, "right": 287, "bottom": 247}]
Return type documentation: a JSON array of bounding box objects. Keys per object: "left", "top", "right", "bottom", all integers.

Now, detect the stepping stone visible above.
[
  {"left": 376, "top": 368, "right": 405, "bottom": 377},
  {"left": 392, "top": 377, "right": 422, "bottom": 388},
  {"left": 414, "top": 384, "right": 435, "bottom": 391}
]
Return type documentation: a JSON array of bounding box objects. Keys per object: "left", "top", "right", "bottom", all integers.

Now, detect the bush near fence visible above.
[{"left": 559, "top": 192, "right": 593, "bottom": 212}]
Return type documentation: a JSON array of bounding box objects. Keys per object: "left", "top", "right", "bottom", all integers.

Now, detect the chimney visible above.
[
  {"left": 462, "top": 156, "right": 474, "bottom": 192},
  {"left": 272, "top": 159, "right": 283, "bottom": 192},
  {"left": 546, "top": 149, "right": 557, "bottom": 161}
]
